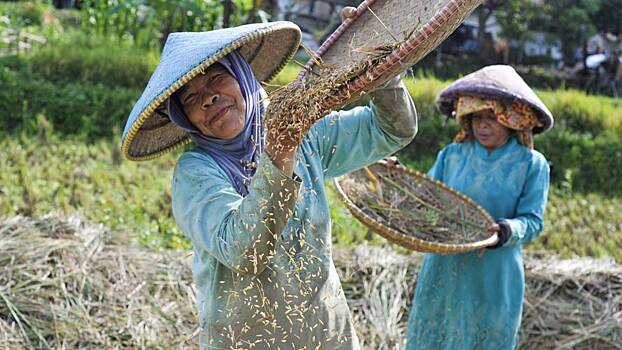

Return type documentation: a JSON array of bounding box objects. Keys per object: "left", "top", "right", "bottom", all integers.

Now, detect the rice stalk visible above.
[{"left": 1, "top": 214, "right": 620, "bottom": 349}]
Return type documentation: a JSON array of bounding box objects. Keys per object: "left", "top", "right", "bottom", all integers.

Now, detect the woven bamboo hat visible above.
[
  {"left": 436, "top": 65, "right": 554, "bottom": 133},
  {"left": 297, "top": 0, "right": 485, "bottom": 111},
  {"left": 121, "top": 22, "right": 301, "bottom": 161}
]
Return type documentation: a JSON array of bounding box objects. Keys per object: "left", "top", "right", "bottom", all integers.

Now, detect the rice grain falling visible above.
[{"left": 264, "top": 41, "right": 401, "bottom": 152}]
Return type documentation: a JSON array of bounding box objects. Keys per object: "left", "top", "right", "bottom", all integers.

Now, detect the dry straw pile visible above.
[
  {"left": 0, "top": 214, "right": 197, "bottom": 349},
  {"left": 336, "top": 247, "right": 622, "bottom": 350},
  {"left": 1, "top": 214, "right": 620, "bottom": 349}
]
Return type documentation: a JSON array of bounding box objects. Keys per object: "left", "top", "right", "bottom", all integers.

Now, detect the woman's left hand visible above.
[
  {"left": 487, "top": 224, "right": 500, "bottom": 234},
  {"left": 487, "top": 221, "right": 511, "bottom": 249},
  {"left": 340, "top": 6, "right": 357, "bottom": 22}
]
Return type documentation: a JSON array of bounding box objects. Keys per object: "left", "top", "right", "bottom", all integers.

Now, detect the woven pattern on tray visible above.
[
  {"left": 296, "top": 0, "right": 484, "bottom": 112},
  {"left": 334, "top": 162, "right": 497, "bottom": 254}
]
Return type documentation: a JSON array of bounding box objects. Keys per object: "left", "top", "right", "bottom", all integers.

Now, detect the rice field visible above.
[{"left": 0, "top": 137, "right": 621, "bottom": 262}]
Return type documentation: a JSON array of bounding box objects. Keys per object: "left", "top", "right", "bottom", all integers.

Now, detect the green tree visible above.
[
  {"left": 80, "top": 0, "right": 255, "bottom": 49},
  {"left": 534, "top": 0, "right": 600, "bottom": 61},
  {"left": 475, "top": 0, "right": 534, "bottom": 62},
  {"left": 473, "top": 0, "right": 504, "bottom": 60},
  {"left": 494, "top": 0, "right": 539, "bottom": 63},
  {"left": 591, "top": 0, "right": 622, "bottom": 34}
]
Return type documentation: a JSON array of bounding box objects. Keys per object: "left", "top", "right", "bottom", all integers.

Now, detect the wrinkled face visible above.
[
  {"left": 471, "top": 109, "right": 511, "bottom": 152},
  {"left": 178, "top": 63, "right": 246, "bottom": 140}
]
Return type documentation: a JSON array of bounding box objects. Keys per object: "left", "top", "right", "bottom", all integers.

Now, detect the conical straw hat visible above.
[
  {"left": 121, "top": 22, "right": 301, "bottom": 161},
  {"left": 436, "top": 65, "right": 554, "bottom": 133}
]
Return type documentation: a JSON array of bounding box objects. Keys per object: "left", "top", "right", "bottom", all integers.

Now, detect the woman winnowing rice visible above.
[
  {"left": 406, "top": 65, "right": 553, "bottom": 349},
  {"left": 121, "top": 13, "right": 417, "bottom": 350}
]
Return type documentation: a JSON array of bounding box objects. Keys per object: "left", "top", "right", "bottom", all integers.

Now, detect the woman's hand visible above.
[
  {"left": 487, "top": 223, "right": 501, "bottom": 234},
  {"left": 264, "top": 113, "right": 309, "bottom": 176},
  {"left": 264, "top": 5, "right": 358, "bottom": 176},
  {"left": 487, "top": 221, "right": 511, "bottom": 249},
  {"left": 340, "top": 6, "right": 357, "bottom": 21},
  {"left": 383, "top": 156, "right": 400, "bottom": 168},
  {"left": 265, "top": 138, "right": 296, "bottom": 176}
]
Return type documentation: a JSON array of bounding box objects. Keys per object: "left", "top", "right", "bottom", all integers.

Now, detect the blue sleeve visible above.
[
  {"left": 306, "top": 103, "right": 413, "bottom": 179},
  {"left": 427, "top": 147, "right": 448, "bottom": 182},
  {"left": 503, "top": 153, "right": 550, "bottom": 246},
  {"left": 171, "top": 152, "right": 300, "bottom": 275}
]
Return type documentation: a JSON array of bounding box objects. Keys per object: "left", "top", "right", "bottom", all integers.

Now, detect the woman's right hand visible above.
[
  {"left": 265, "top": 138, "right": 296, "bottom": 176},
  {"left": 487, "top": 221, "right": 511, "bottom": 249},
  {"left": 340, "top": 6, "right": 357, "bottom": 22},
  {"left": 264, "top": 5, "right": 359, "bottom": 176},
  {"left": 264, "top": 112, "right": 309, "bottom": 176}
]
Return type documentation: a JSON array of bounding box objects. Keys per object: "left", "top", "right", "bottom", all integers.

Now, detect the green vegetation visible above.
[
  {"left": 1, "top": 137, "right": 621, "bottom": 262},
  {"left": 0, "top": 137, "right": 183, "bottom": 250},
  {"left": 5, "top": 32, "right": 160, "bottom": 88},
  {"left": 533, "top": 190, "right": 622, "bottom": 260},
  {"left": 1, "top": 1, "right": 620, "bottom": 264}
]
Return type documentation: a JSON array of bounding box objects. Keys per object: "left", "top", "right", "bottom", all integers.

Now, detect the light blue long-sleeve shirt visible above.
[
  {"left": 406, "top": 137, "right": 550, "bottom": 350},
  {"left": 172, "top": 81, "right": 416, "bottom": 349}
]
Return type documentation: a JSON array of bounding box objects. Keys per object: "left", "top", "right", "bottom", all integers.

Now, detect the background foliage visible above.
[
  {"left": 0, "top": 0, "right": 620, "bottom": 264},
  {"left": 1, "top": 135, "right": 621, "bottom": 262}
]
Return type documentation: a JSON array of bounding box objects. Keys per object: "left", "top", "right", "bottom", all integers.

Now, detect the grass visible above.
[
  {"left": 0, "top": 135, "right": 184, "bottom": 250},
  {"left": 1, "top": 137, "right": 621, "bottom": 262},
  {"left": 274, "top": 66, "right": 622, "bottom": 137},
  {"left": 533, "top": 190, "right": 622, "bottom": 260}
]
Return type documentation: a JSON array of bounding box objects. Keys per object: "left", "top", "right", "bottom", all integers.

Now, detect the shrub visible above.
[
  {"left": 533, "top": 190, "right": 622, "bottom": 262},
  {"left": 515, "top": 65, "right": 568, "bottom": 90},
  {"left": 539, "top": 89, "right": 622, "bottom": 136},
  {"left": 3, "top": 32, "right": 160, "bottom": 89},
  {"left": 0, "top": 66, "right": 140, "bottom": 139},
  {"left": 0, "top": 1, "right": 48, "bottom": 27},
  {"left": 538, "top": 129, "right": 622, "bottom": 193}
]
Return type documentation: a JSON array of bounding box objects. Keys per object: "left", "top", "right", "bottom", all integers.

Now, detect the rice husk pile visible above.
[{"left": 1, "top": 214, "right": 620, "bottom": 349}]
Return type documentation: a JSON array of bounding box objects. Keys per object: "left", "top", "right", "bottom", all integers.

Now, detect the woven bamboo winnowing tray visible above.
[
  {"left": 334, "top": 162, "right": 498, "bottom": 254},
  {"left": 297, "top": 0, "right": 484, "bottom": 112}
]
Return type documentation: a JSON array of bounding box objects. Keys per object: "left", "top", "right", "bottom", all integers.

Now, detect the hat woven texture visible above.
[
  {"left": 121, "top": 22, "right": 301, "bottom": 161},
  {"left": 436, "top": 65, "right": 554, "bottom": 133}
]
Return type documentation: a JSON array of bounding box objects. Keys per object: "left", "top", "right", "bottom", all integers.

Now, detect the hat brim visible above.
[
  {"left": 436, "top": 65, "right": 554, "bottom": 134},
  {"left": 122, "top": 22, "right": 301, "bottom": 161}
]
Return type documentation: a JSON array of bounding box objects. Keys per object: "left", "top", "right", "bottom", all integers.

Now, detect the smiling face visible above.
[
  {"left": 177, "top": 63, "right": 246, "bottom": 140},
  {"left": 470, "top": 109, "right": 511, "bottom": 152}
]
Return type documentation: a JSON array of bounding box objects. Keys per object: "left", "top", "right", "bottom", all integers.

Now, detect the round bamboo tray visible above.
[
  {"left": 297, "top": 0, "right": 484, "bottom": 111},
  {"left": 334, "top": 162, "right": 498, "bottom": 254}
]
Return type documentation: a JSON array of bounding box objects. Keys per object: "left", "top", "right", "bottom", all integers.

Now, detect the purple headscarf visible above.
[{"left": 167, "top": 51, "right": 267, "bottom": 196}]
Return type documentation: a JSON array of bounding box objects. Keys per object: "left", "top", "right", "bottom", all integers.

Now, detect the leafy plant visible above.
[
  {"left": 1, "top": 137, "right": 621, "bottom": 263},
  {"left": 80, "top": 0, "right": 255, "bottom": 49}
]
